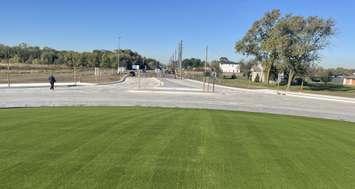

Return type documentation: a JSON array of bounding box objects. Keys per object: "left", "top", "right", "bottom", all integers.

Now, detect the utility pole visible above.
[
  {"left": 174, "top": 49, "right": 177, "bottom": 79},
  {"left": 178, "top": 40, "right": 183, "bottom": 80},
  {"left": 117, "top": 36, "right": 121, "bottom": 74},
  {"left": 7, "top": 60, "right": 10, "bottom": 88},
  {"left": 205, "top": 46, "right": 208, "bottom": 73},
  {"left": 203, "top": 46, "right": 208, "bottom": 91},
  {"left": 5, "top": 48, "right": 10, "bottom": 88}
]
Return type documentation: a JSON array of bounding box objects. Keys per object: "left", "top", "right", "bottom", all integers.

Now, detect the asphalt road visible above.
[{"left": 1, "top": 77, "right": 355, "bottom": 122}]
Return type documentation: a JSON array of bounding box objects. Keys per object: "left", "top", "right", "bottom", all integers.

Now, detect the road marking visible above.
[{"left": 128, "top": 90, "right": 212, "bottom": 95}]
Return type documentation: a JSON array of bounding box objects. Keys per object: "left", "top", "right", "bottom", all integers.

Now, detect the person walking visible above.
[{"left": 48, "top": 74, "right": 56, "bottom": 90}]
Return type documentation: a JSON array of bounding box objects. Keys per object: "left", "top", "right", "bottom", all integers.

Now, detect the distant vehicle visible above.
[{"left": 132, "top": 65, "right": 140, "bottom": 70}]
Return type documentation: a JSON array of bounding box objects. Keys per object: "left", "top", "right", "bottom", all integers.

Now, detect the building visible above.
[
  {"left": 343, "top": 76, "right": 355, "bottom": 86},
  {"left": 219, "top": 62, "right": 240, "bottom": 74},
  {"left": 250, "top": 64, "right": 264, "bottom": 82}
]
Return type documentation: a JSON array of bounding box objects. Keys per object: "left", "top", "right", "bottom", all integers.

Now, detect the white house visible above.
[{"left": 219, "top": 63, "right": 240, "bottom": 74}]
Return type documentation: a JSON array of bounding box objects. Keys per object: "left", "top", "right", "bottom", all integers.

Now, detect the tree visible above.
[
  {"left": 235, "top": 9, "right": 281, "bottom": 84},
  {"left": 85, "top": 53, "right": 96, "bottom": 68},
  {"left": 270, "top": 15, "right": 335, "bottom": 90},
  {"left": 9, "top": 55, "right": 20, "bottom": 63},
  {"left": 219, "top": 57, "right": 230, "bottom": 63},
  {"left": 328, "top": 67, "right": 355, "bottom": 76},
  {"left": 319, "top": 70, "right": 333, "bottom": 85},
  {"left": 236, "top": 10, "right": 335, "bottom": 88},
  {"left": 210, "top": 60, "right": 222, "bottom": 74},
  {"left": 100, "top": 52, "right": 112, "bottom": 68},
  {"left": 182, "top": 58, "right": 203, "bottom": 69},
  {"left": 145, "top": 58, "right": 161, "bottom": 70},
  {"left": 41, "top": 51, "right": 56, "bottom": 64}
]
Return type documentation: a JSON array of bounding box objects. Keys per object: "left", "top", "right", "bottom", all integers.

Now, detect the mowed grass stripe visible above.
[
  {"left": 28, "top": 108, "right": 166, "bottom": 189},
  {"left": 150, "top": 109, "right": 208, "bottom": 188},
  {"left": 1, "top": 108, "right": 166, "bottom": 189},
  {"left": 236, "top": 113, "right": 341, "bottom": 188},
  {"left": 270, "top": 116, "right": 355, "bottom": 188},
  {"left": 0, "top": 107, "right": 354, "bottom": 189},
  {"left": 208, "top": 111, "right": 276, "bottom": 188},
  {"left": 0, "top": 108, "right": 139, "bottom": 165},
  {"left": 93, "top": 109, "right": 185, "bottom": 188},
  {"left": 57, "top": 109, "right": 178, "bottom": 188}
]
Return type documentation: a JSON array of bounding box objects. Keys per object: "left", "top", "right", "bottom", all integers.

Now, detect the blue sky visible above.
[{"left": 0, "top": 0, "right": 354, "bottom": 68}]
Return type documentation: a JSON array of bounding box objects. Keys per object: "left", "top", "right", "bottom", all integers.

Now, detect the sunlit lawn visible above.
[{"left": 0, "top": 107, "right": 354, "bottom": 188}]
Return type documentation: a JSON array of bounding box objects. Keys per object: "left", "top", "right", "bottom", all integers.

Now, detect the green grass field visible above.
[{"left": 0, "top": 107, "right": 354, "bottom": 188}]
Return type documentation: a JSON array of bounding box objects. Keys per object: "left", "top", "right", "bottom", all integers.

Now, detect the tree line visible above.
[
  {"left": 0, "top": 43, "right": 161, "bottom": 70},
  {"left": 177, "top": 55, "right": 353, "bottom": 86},
  {"left": 177, "top": 57, "right": 232, "bottom": 73}
]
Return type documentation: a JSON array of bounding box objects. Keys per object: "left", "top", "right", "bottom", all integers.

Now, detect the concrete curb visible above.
[
  {"left": 96, "top": 74, "right": 129, "bottom": 85},
  {"left": 185, "top": 79, "right": 276, "bottom": 94},
  {"left": 0, "top": 82, "right": 96, "bottom": 89},
  {"left": 0, "top": 74, "right": 129, "bottom": 89},
  {"left": 285, "top": 91, "right": 355, "bottom": 104},
  {"left": 186, "top": 79, "right": 355, "bottom": 104}
]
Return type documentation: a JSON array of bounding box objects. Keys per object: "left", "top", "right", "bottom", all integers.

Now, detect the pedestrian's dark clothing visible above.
[{"left": 48, "top": 75, "right": 56, "bottom": 90}]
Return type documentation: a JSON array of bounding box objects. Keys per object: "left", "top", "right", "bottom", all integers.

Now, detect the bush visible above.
[{"left": 231, "top": 74, "right": 237, "bottom": 79}]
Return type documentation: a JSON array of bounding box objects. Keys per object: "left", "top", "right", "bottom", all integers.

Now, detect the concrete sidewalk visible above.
[{"left": 0, "top": 82, "right": 96, "bottom": 89}]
